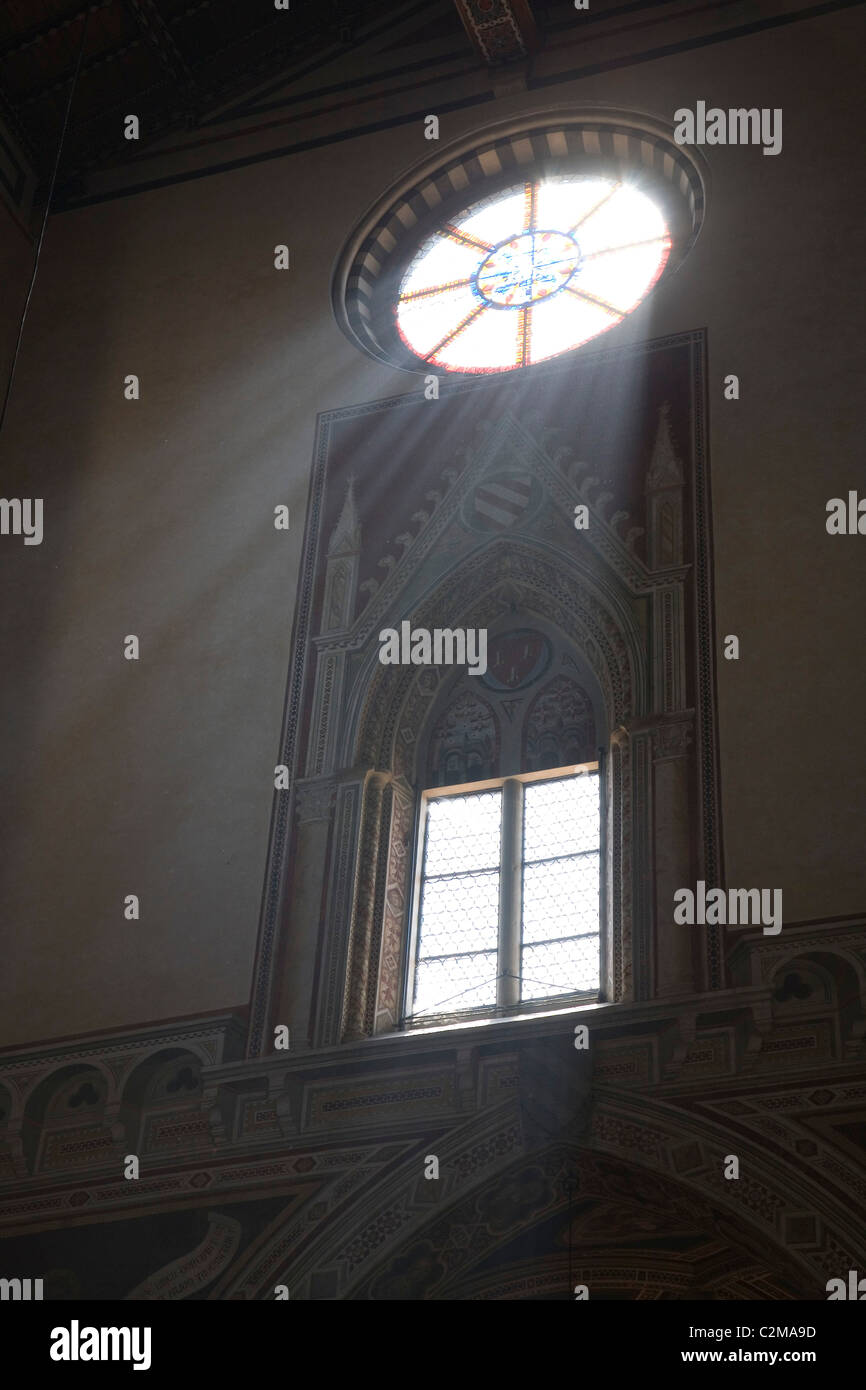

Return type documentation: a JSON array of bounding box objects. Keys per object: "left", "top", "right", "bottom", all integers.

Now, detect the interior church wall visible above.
[
  {"left": 0, "top": 199, "right": 33, "bottom": 388},
  {"left": 0, "top": 7, "right": 862, "bottom": 1046}
]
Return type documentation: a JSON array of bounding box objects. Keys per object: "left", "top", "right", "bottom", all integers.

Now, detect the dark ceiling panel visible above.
[
  {"left": 0, "top": 0, "right": 464, "bottom": 185},
  {"left": 0, "top": 0, "right": 744, "bottom": 198}
]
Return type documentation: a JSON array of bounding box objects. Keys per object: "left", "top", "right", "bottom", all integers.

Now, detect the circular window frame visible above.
[{"left": 332, "top": 108, "right": 709, "bottom": 376}]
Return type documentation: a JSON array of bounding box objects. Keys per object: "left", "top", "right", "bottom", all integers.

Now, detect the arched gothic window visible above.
[
  {"left": 256, "top": 268, "right": 719, "bottom": 1054},
  {"left": 405, "top": 661, "right": 603, "bottom": 1024}
]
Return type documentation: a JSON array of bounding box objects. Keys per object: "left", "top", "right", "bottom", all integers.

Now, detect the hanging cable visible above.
[
  {"left": 410, "top": 969, "right": 510, "bottom": 1017},
  {"left": 0, "top": 10, "right": 91, "bottom": 442}
]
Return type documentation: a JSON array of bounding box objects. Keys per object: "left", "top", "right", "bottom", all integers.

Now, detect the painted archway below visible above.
[{"left": 347, "top": 1146, "right": 816, "bottom": 1301}]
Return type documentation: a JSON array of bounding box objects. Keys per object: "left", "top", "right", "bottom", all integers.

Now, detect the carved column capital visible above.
[
  {"left": 293, "top": 777, "right": 337, "bottom": 823},
  {"left": 610, "top": 712, "right": 694, "bottom": 759},
  {"left": 651, "top": 717, "right": 694, "bottom": 761}
]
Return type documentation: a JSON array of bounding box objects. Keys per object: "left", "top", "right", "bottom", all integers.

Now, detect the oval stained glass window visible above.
[{"left": 395, "top": 178, "right": 671, "bottom": 374}]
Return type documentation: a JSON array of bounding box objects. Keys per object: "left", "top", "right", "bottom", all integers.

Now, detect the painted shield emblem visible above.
[
  {"left": 465, "top": 471, "right": 540, "bottom": 532},
  {"left": 481, "top": 629, "right": 551, "bottom": 691}
]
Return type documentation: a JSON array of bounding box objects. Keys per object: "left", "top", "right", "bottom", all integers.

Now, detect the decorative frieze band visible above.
[{"left": 612, "top": 712, "right": 695, "bottom": 761}]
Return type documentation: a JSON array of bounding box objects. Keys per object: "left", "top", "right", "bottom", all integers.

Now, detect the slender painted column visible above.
[
  {"left": 498, "top": 777, "right": 522, "bottom": 1008},
  {"left": 651, "top": 717, "right": 696, "bottom": 997}
]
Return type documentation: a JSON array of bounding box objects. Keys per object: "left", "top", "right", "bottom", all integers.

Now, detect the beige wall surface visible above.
[{"left": 0, "top": 9, "right": 863, "bottom": 1045}]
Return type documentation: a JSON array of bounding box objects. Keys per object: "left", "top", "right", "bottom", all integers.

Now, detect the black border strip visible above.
[{"left": 529, "top": 0, "right": 862, "bottom": 88}]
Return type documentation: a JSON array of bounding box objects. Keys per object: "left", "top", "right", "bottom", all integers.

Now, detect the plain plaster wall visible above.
[{"left": 0, "top": 7, "right": 863, "bottom": 1045}]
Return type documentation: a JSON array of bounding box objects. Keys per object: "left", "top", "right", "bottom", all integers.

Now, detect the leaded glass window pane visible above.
[
  {"left": 521, "top": 774, "right": 600, "bottom": 1000},
  {"left": 412, "top": 790, "right": 502, "bottom": 1016},
  {"left": 409, "top": 770, "right": 601, "bottom": 1020}
]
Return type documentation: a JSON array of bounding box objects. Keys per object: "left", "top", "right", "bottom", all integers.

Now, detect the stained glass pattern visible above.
[
  {"left": 521, "top": 774, "right": 600, "bottom": 1000},
  {"left": 396, "top": 178, "right": 670, "bottom": 373}
]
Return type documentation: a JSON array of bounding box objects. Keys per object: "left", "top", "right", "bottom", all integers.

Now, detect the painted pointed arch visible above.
[{"left": 352, "top": 534, "right": 646, "bottom": 778}]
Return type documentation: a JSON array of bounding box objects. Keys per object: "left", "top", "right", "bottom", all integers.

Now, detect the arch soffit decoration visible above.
[
  {"left": 233, "top": 1107, "right": 839, "bottom": 1301},
  {"left": 372, "top": 1102, "right": 864, "bottom": 1298},
  {"left": 2, "top": 1042, "right": 219, "bottom": 1130},
  {"left": 318, "top": 405, "right": 655, "bottom": 774},
  {"left": 417, "top": 617, "right": 606, "bottom": 784},
  {"left": 21, "top": 1062, "right": 114, "bottom": 1126},
  {"left": 738, "top": 937, "right": 866, "bottom": 1006},
  {"left": 372, "top": 1136, "right": 845, "bottom": 1302},
  {"left": 422, "top": 679, "right": 501, "bottom": 785},
  {"left": 774, "top": 948, "right": 866, "bottom": 1002},
  {"left": 350, "top": 534, "right": 646, "bottom": 776}
]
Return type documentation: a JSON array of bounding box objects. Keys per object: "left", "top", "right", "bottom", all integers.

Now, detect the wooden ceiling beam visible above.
[
  {"left": 0, "top": 2, "right": 114, "bottom": 62},
  {"left": 451, "top": 0, "right": 539, "bottom": 66},
  {"left": 123, "top": 0, "right": 199, "bottom": 108}
]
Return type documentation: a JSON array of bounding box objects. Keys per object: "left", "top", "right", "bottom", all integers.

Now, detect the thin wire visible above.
[
  {"left": 410, "top": 969, "right": 509, "bottom": 1016},
  {"left": 0, "top": 11, "right": 91, "bottom": 442},
  {"left": 519, "top": 973, "right": 596, "bottom": 994},
  {"left": 411, "top": 968, "right": 597, "bottom": 1018}
]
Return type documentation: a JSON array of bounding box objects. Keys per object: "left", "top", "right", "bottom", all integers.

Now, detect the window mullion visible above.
[{"left": 497, "top": 777, "right": 523, "bottom": 1007}]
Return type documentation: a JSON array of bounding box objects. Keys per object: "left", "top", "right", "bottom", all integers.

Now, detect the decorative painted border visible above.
[
  {"left": 687, "top": 328, "right": 725, "bottom": 985},
  {"left": 453, "top": 0, "right": 538, "bottom": 65}
]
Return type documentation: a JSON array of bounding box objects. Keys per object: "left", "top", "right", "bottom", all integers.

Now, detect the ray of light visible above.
[{"left": 569, "top": 180, "right": 621, "bottom": 234}]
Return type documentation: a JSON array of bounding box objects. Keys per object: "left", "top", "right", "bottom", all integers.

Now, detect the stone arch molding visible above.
[
  {"left": 302, "top": 404, "right": 666, "bottom": 1043},
  {"left": 417, "top": 615, "right": 605, "bottom": 786},
  {"left": 304, "top": 402, "right": 665, "bottom": 783},
  {"left": 730, "top": 932, "right": 866, "bottom": 1057},
  {"left": 424, "top": 681, "right": 501, "bottom": 787},
  {"left": 320, "top": 403, "right": 655, "bottom": 778},
  {"left": 770, "top": 949, "right": 866, "bottom": 1053},
  {"left": 276, "top": 345, "right": 712, "bottom": 1054},
  {"left": 219, "top": 1093, "right": 844, "bottom": 1301},
  {"left": 310, "top": 532, "right": 652, "bottom": 1045},
  {"left": 353, "top": 533, "right": 645, "bottom": 775},
  {"left": 0, "top": 1035, "right": 229, "bottom": 1179}
]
